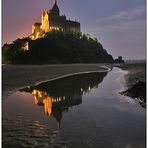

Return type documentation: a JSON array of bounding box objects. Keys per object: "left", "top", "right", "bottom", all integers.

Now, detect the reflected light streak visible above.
[
  {"left": 32, "top": 90, "right": 63, "bottom": 117},
  {"left": 43, "top": 96, "right": 52, "bottom": 116}
]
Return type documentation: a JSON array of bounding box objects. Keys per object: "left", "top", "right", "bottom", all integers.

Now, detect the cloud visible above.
[
  {"left": 101, "top": 5, "right": 145, "bottom": 22},
  {"left": 84, "top": 5, "right": 146, "bottom": 59},
  {"left": 94, "top": 5, "right": 146, "bottom": 31}
]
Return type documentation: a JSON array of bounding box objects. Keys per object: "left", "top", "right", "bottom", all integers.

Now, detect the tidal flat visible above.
[
  {"left": 117, "top": 63, "right": 146, "bottom": 87},
  {"left": 2, "top": 64, "right": 110, "bottom": 98},
  {"left": 2, "top": 64, "right": 146, "bottom": 148},
  {"left": 117, "top": 63, "right": 146, "bottom": 107}
]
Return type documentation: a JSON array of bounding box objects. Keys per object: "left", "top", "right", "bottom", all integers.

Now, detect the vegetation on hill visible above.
[{"left": 2, "top": 31, "right": 114, "bottom": 64}]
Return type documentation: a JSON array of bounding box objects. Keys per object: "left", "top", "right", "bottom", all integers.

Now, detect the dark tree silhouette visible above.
[{"left": 2, "top": 31, "right": 114, "bottom": 64}]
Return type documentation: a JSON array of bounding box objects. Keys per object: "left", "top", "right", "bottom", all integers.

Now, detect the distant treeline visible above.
[{"left": 2, "top": 31, "right": 114, "bottom": 64}]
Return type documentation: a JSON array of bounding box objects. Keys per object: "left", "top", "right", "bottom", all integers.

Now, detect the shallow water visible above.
[{"left": 3, "top": 68, "right": 146, "bottom": 148}]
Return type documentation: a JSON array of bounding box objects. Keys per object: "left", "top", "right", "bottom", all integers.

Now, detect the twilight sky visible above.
[{"left": 2, "top": 0, "right": 146, "bottom": 59}]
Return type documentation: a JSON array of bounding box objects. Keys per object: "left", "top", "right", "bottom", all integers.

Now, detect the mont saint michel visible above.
[
  {"left": 31, "top": 0, "right": 80, "bottom": 40},
  {"left": 2, "top": 0, "right": 114, "bottom": 64},
  {"left": 2, "top": 0, "right": 146, "bottom": 148}
]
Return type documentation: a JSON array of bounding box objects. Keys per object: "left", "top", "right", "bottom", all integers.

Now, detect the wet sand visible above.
[
  {"left": 2, "top": 64, "right": 112, "bottom": 98},
  {"left": 117, "top": 63, "right": 146, "bottom": 87},
  {"left": 117, "top": 63, "right": 146, "bottom": 107}
]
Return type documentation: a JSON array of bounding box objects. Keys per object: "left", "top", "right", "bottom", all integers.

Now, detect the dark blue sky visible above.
[{"left": 2, "top": 0, "right": 146, "bottom": 59}]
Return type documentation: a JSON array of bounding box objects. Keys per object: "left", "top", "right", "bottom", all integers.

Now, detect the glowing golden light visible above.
[
  {"left": 43, "top": 96, "right": 52, "bottom": 116},
  {"left": 31, "top": 89, "right": 63, "bottom": 129},
  {"left": 32, "top": 90, "right": 63, "bottom": 116},
  {"left": 30, "top": 0, "right": 80, "bottom": 40},
  {"left": 32, "top": 90, "right": 52, "bottom": 117},
  {"left": 34, "top": 96, "right": 38, "bottom": 104},
  {"left": 22, "top": 42, "right": 29, "bottom": 51}
]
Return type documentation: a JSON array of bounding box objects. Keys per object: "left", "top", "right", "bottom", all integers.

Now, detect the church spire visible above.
[
  {"left": 54, "top": 0, "right": 57, "bottom": 4},
  {"left": 51, "top": 0, "right": 60, "bottom": 16}
]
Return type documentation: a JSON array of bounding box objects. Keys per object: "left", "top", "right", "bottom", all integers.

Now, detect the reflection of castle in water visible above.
[
  {"left": 32, "top": 90, "right": 63, "bottom": 128},
  {"left": 21, "top": 72, "right": 107, "bottom": 128}
]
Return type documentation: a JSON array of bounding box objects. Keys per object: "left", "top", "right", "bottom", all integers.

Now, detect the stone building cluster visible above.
[{"left": 30, "top": 0, "right": 81, "bottom": 39}]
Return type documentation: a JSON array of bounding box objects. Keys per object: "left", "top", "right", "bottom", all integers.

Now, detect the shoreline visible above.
[
  {"left": 3, "top": 63, "right": 146, "bottom": 106},
  {"left": 31, "top": 69, "right": 111, "bottom": 87},
  {"left": 2, "top": 64, "right": 113, "bottom": 99},
  {"left": 116, "top": 63, "right": 146, "bottom": 87},
  {"left": 117, "top": 63, "right": 146, "bottom": 107}
]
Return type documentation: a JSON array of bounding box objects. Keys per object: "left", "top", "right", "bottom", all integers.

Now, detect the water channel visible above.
[{"left": 3, "top": 67, "right": 146, "bottom": 148}]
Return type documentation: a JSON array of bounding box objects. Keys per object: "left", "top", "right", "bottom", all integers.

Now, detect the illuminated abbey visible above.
[{"left": 31, "top": 0, "right": 81, "bottom": 39}]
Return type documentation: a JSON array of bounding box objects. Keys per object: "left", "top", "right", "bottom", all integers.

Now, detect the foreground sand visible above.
[{"left": 2, "top": 64, "right": 112, "bottom": 98}]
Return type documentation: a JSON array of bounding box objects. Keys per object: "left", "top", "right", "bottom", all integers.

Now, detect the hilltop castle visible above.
[{"left": 30, "top": 0, "right": 81, "bottom": 39}]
